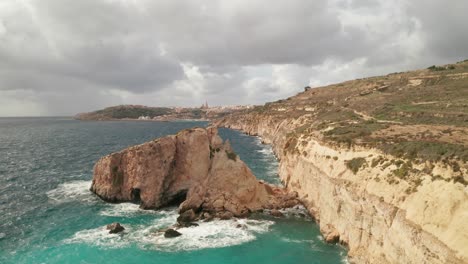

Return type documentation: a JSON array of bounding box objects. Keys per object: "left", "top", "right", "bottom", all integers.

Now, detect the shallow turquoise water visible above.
[{"left": 0, "top": 117, "right": 347, "bottom": 263}]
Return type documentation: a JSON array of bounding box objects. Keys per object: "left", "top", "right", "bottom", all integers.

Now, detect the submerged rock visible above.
[
  {"left": 164, "top": 229, "right": 182, "bottom": 238},
  {"left": 106, "top": 222, "right": 125, "bottom": 234}
]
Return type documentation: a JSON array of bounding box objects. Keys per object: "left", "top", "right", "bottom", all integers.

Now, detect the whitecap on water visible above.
[
  {"left": 99, "top": 203, "right": 167, "bottom": 217},
  {"left": 46, "top": 180, "right": 97, "bottom": 204},
  {"left": 340, "top": 251, "right": 350, "bottom": 264},
  {"left": 151, "top": 218, "right": 273, "bottom": 251},
  {"left": 65, "top": 211, "right": 274, "bottom": 252},
  {"left": 257, "top": 147, "right": 274, "bottom": 156}
]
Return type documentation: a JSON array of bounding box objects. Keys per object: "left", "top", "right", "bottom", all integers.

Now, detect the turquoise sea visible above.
[{"left": 0, "top": 117, "right": 347, "bottom": 264}]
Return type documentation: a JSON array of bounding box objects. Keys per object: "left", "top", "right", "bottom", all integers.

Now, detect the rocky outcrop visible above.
[
  {"left": 215, "top": 116, "right": 468, "bottom": 264},
  {"left": 91, "top": 127, "right": 299, "bottom": 218},
  {"left": 106, "top": 222, "right": 125, "bottom": 234},
  {"left": 164, "top": 229, "right": 182, "bottom": 238}
]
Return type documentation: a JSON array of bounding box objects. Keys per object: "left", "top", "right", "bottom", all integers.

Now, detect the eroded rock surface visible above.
[{"left": 91, "top": 127, "right": 299, "bottom": 219}]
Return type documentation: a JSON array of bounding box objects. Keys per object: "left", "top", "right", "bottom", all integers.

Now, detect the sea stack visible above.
[{"left": 91, "top": 127, "right": 299, "bottom": 217}]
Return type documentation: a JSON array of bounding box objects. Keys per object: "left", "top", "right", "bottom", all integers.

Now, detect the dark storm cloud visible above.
[
  {"left": 0, "top": 0, "right": 467, "bottom": 116},
  {"left": 0, "top": 0, "right": 183, "bottom": 94}
]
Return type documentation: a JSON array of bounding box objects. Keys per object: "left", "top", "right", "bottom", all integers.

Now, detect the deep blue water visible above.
[{"left": 0, "top": 117, "right": 346, "bottom": 263}]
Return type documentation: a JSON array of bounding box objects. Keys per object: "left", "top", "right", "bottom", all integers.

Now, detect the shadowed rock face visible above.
[{"left": 90, "top": 127, "right": 298, "bottom": 216}]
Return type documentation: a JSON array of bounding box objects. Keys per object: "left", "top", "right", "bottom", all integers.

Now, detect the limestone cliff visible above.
[
  {"left": 214, "top": 62, "right": 468, "bottom": 263},
  {"left": 91, "top": 127, "right": 299, "bottom": 216}
]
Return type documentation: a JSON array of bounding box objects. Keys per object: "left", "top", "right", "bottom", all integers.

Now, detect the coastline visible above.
[
  {"left": 215, "top": 119, "right": 467, "bottom": 264},
  {"left": 74, "top": 118, "right": 210, "bottom": 122}
]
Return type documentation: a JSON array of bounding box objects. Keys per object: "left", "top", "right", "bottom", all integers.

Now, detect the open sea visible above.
[{"left": 0, "top": 117, "right": 347, "bottom": 264}]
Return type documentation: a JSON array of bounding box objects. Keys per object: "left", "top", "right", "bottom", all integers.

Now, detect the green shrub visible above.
[
  {"left": 427, "top": 65, "right": 446, "bottom": 71},
  {"left": 380, "top": 141, "right": 468, "bottom": 162},
  {"left": 226, "top": 150, "right": 237, "bottom": 161},
  {"left": 346, "top": 158, "right": 367, "bottom": 174},
  {"left": 453, "top": 175, "right": 467, "bottom": 186},
  {"left": 392, "top": 163, "right": 411, "bottom": 179},
  {"left": 371, "top": 157, "right": 382, "bottom": 168}
]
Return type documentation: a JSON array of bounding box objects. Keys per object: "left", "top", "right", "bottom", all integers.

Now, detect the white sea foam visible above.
[
  {"left": 150, "top": 218, "right": 273, "bottom": 251},
  {"left": 340, "top": 251, "right": 350, "bottom": 264},
  {"left": 257, "top": 147, "right": 274, "bottom": 157},
  {"left": 65, "top": 211, "right": 274, "bottom": 251},
  {"left": 47, "top": 180, "right": 97, "bottom": 204},
  {"left": 99, "top": 203, "right": 169, "bottom": 217},
  {"left": 281, "top": 238, "right": 315, "bottom": 244}
]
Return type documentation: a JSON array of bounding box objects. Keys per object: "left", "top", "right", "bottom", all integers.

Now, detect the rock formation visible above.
[
  {"left": 106, "top": 222, "right": 125, "bottom": 234},
  {"left": 164, "top": 229, "right": 182, "bottom": 238},
  {"left": 91, "top": 127, "right": 299, "bottom": 219}
]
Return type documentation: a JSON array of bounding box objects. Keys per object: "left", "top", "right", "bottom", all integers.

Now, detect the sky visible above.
[{"left": 0, "top": 0, "right": 467, "bottom": 116}]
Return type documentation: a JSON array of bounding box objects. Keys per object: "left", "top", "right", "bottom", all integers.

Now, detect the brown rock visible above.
[
  {"left": 219, "top": 211, "right": 234, "bottom": 220},
  {"left": 106, "top": 222, "right": 125, "bottom": 234},
  {"left": 91, "top": 128, "right": 211, "bottom": 209},
  {"left": 283, "top": 199, "right": 299, "bottom": 208},
  {"left": 164, "top": 229, "right": 182, "bottom": 238},
  {"left": 91, "top": 127, "right": 300, "bottom": 226},
  {"left": 177, "top": 209, "right": 196, "bottom": 224},
  {"left": 270, "top": 209, "right": 284, "bottom": 217},
  {"left": 321, "top": 224, "right": 340, "bottom": 243},
  {"left": 201, "top": 212, "right": 214, "bottom": 222}
]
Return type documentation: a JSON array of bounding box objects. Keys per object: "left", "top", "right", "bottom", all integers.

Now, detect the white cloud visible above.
[{"left": 0, "top": 0, "right": 467, "bottom": 116}]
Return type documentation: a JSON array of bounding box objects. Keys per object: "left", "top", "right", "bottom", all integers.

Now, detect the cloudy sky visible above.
[{"left": 0, "top": 0, "right": 467, "bottom": 116}]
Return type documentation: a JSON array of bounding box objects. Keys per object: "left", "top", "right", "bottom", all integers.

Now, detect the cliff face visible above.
[
  {"left": 214, "top": 62, "right": 468, "bottom": 263},
  {"left": 91, "top": 127, "right": 299, "bottom": 216},
  {"left": 216, "top": 117, "right": 467, "bottom": 264}
]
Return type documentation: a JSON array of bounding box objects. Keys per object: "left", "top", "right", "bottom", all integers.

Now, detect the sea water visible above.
[{"left": 0, "top": 117, "right": 347, "bottom": 264}]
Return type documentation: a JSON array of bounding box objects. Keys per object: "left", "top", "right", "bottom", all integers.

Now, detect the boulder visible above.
[
  {"left": 164, "top": 229, "right": 182, "bottom": 238},
  {"left": 201, "top": 212, "right": 214, "bottom": 222},
  {"left": 270, "top": 209, "right": 284, "bottom": 217},
  {"left": 219, "top": 211, "right": 234, "bottom": 220},
  {"left": 177, "top": 209, "right": 196, "bottom": 224},
  {"left": 106, "top": 222, "right": 125, "bottom": 234}
]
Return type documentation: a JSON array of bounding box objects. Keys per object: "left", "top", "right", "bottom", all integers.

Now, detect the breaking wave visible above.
[
  {"left": 46, "top": 180, "right": 97, "bottom": 204},
  {"left": 64, "top": 210, "right": 274, "bottom": 252}
]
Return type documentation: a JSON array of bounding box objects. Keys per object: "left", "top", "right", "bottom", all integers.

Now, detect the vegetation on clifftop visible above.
[{"left": 217, "top": 60, "right": 468, "bottom": 180}]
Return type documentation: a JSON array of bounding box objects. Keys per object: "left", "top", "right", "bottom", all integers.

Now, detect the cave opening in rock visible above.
[
  {"left": 130, "top": 188, "right": 141, "bottom": 203},
  {"left": 164, "top": 190, "right": 188, "bottom": 207}
]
